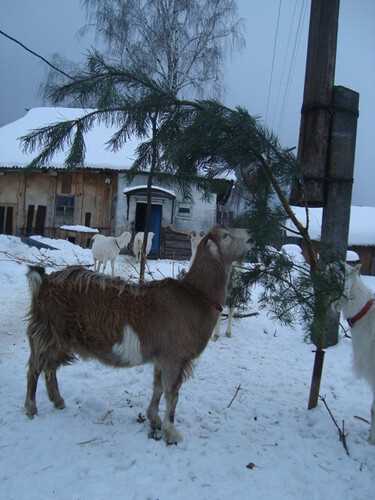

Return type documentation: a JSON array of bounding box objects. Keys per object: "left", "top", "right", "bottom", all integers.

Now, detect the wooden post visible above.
[{"left": 290, "top": 0, "right": 340, "bottom": 206}]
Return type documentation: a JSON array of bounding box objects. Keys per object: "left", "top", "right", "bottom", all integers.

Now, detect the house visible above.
[
  {"left": 0, "top": 107, "right": 224, "bottom": 256},
  {"left": 286, "top": 206, "right": 375, "bottom": 275}
]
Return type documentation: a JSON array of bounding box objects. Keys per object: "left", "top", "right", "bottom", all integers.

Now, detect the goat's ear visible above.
[{"left": 205, "top": 237, "right": 220, "bottom": 259}]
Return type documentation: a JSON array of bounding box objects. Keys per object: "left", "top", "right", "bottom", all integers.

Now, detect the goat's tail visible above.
[{"left": 27, "top": 266, "right": 46, "bottom": 298}]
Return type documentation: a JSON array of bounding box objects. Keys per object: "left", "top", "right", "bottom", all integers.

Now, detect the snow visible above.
[
  {"left": 123, "top": 184, "right": 176, "bottom": 197},
  {"left": 60, "top": 224, "right": 99, "bottom": 234},
  {"left": 347, "top": 250, "right": 360, "bottom": 262},
  {"left": 1, "top": 235, "right": 375, "bottom": 500},
  {"left": 287, "top": 205, "right": 375, "bottom": 246}
]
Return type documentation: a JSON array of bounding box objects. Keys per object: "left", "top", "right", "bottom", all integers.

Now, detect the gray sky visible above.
[{"left": 1, "top": 0, "right": 374, "bottom": 205}]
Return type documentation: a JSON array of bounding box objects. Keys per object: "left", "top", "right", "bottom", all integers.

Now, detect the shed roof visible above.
[{"left": 0, "top": 107, "right": 235, "bottom": 181}]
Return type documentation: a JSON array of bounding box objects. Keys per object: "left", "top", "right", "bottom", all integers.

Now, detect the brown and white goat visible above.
[{"left": 24, "top": 226, "right": 252, "bottom": 444}]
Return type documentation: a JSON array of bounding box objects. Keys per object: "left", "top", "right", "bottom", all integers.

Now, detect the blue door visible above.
[
  {"left": 135, "top": 203, "right": 162, "bottom": 258},
  {"left": 149, "top": 205, "right": 162, "bottom": 257}
]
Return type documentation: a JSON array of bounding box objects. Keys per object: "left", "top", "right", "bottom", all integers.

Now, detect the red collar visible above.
[{"left": 347, "top": 299, "right": 375, "bottom": 328}]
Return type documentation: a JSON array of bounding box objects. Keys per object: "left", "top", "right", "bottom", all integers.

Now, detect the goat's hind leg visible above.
[
  {"left": 147, "top": 365, "right": 163, "bottom": 440},
  {"left": 25, "top": 356, "right": 41, "bottom": 418},
  {"left": 45, "top": 364, "right": 65, "bottom": 410}
]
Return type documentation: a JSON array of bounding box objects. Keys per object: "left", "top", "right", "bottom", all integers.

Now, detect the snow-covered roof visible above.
[
  {"left": 286, "top": 206, "right": 375, "bottom": 246},
  {"left": 0, "top": 107, "right": 236, "bottom": 181},
  {"left": 0, "top": 107, "right": 140, "bottom": 171},
  {"left": 123, "top": 185, "right": 176, "bottom": 197},
  {"left": 60, "top": 225, "right": 99, "bottom": 233}
]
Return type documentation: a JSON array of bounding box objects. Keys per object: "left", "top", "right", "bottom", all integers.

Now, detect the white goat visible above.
[
  {"left": 91, "top": 231, "right": 131, "bottom": 277},
  {"left": 133, "top": 232, "right": 155, "bottom": 262},
  {"left": 212, "top": 265, "right": 252, "bottom": 340},
  {"left": 334, "top": 263, "right": 375, "bottom": 444},
  {"left": 190, "top": 230, "right": 206, "bottom": 265}
]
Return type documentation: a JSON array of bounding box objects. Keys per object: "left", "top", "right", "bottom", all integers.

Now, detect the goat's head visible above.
[
  {"left": 118, "top": 231, "right": 132, "bottom": 248},
  {"left": 200, "top": 226, "right": 253, "bottom": 265}
]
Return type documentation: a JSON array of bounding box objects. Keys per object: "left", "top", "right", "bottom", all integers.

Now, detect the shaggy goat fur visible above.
[
  {"left": 24, "top": 226, "right": 252, "bottom": 444},
  {"left": 335, "top": 263, "right": 375, "bottom": 444}
]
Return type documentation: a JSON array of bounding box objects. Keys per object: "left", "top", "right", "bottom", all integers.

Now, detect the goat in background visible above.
[
  {"left": 212, "top": 265, "right": 253, "bottom": 340},
  {"left": 91, "top": 231, "right": 131, "bottom": 277},
  {"left": 133, "top": 232, "right": 155, "bottom": 262}
]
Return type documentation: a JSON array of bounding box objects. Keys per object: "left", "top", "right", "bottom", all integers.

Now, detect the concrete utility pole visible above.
[
  {"left": 291, "top": 0, "right": 359, "bottom": 409},
  {"left": 292, "top": 0, "right": 359, "bottom": 347}
]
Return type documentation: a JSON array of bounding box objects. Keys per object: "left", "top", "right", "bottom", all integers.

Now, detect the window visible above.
[
  {"left": 35, "top": 206, "right": 47, "bottom": 235},
  {"left": 177, "top": 204, "right": 192, "bottom": 219},
  {"left": 55, "top": 195, "right": 75, "bottom": 225},
  {"left": 26, "top": 205, "right": 35, "bottom": 235},
  {"left": 0, "top": 205, "right": 15, "bottom": 234},
  {"left": 84, "top": 212, "right": 91, "bottom": 227}
]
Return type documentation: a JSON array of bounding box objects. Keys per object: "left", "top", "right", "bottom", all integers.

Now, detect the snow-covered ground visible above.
[{"left": 0, "top": 235, "right": 374, "bottom": 500}]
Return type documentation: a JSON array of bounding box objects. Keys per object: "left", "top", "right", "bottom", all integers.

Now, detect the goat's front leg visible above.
[
  {"left": 212, "top": 314, "right": 221, "bottom": 341},
  {"left": 110, "top": 259, "right": 115, "bottom": 277},
  {"left": 161, "top": 364, "right": 183, "bottom": 445},
  {"left": 370, "top": 393, "right": 375, "bottom": 445},
  {"left": 147, "top": 365, "right": 163, "bottom": 440}
]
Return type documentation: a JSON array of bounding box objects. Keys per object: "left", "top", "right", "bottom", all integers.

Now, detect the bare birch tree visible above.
[{"left": 79, "top": 0, "right": 244, "bottom": 281}]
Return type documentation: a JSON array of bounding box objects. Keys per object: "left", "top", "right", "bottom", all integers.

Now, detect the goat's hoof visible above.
[
  {"left": 212, "top": 335, "right": 219, "bottom": 342},
  {"left": 148, "top": 429, "right": 163, "bottom": 441},
  {"left": 225, "top": 332, "right": 232, "bottom": 338},
  {"left": 54, "top": 398, "right": 65, "bottom": 410},
  {"left": 369, "top": 435, "right": 375, "bottom": 445},
  {"left": 163, "top": 426, "right": 183, "bottom": 445},
  {"left": 25, "top": 402, "right": 38, "bottom": 419},
  {"left": 148, "top": 415, "right": 162, "bottom": 430}
]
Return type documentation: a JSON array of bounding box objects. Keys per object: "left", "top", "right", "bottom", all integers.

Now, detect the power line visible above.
[
  {"left": 272, "top": 0, "right": 298, "bottom": 130},
  {"left": 0, "top": 28, "right": 74, "bottom": 81},
  {"left": 265, "top": 0, "right": 282, "bottom": 125},
  {"left": 276, "top": 0, "right": 307, "bottom": 135}
]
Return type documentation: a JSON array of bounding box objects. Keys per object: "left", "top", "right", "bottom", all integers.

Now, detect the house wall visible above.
[
  {"left": 115, "top": 173, "right": 217, "bottom": 235},
  {"left": 0, "top": 170, "right": 117, "bottom": 238}
]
